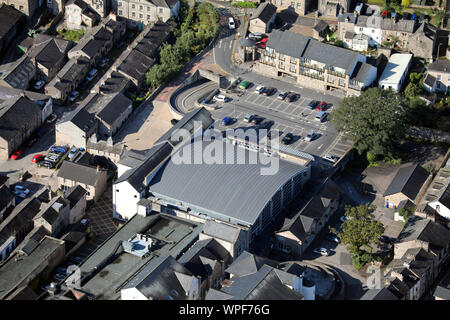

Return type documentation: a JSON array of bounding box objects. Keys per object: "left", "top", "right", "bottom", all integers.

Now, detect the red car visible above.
[
  {"left": 11, "top": 150, "right": 23, "bottom": 160},
  {"left": 32, "top": 154, "right": 44, "bottom": 163},
  {"left": 317, "top": 101, "right": 327, "bottom": 111},
  {"left": 258, "top": 37, "right": 268, "bottom": 49}
]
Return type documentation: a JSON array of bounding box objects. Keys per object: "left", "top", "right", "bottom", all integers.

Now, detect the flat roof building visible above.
[{"left": 379, "top": 53, "right": 413, "bottom": 92}]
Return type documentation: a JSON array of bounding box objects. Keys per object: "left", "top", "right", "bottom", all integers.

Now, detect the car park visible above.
[
  {"left": 263, "top": 87, "right": 276, "bottom": 96},
  {"left": 313, "top": 248, "right": 331, "bottom": 256},
  {"left": 221, "top": 117, "right": 235, "bottom": 126},
  {"left": 32, "top": 154, "right": 45, "bottom": 163},
  {"left": 11, "top": 150, "right": 22, "bottom": 160},
  {"left": 228, "top": 17, "right": 235, "bottom": 30},
  {"left": 304, "top": 131, "right": 315, "bottom": 142},
  {"left": 323, "top": 153, "right": 339, "bottom": 163},
  {"left": 254, "top": 85, "right": 265, "bottom": 94},
  {"left": 238, "top": 81, "right": 251, "bottom": 90},
  {"left": 286, "top": 92, "right": 297, "bottom": 102},
  {"left": 282, "top": 133, "right": 294, "bottom": 144},
  {"left": 278, "top": 91, "right": 288, "bottom": 100},
  {"left": 68, "top": 91, "right": 79, "bottom": 102},
  {"left": 213, "top": 94, "right": 228, "bottom": 102},
  {"left": 34, "top": 80, "right": 45, "bottom": 90},
  {"left": 86, "top": 69, "right": 98, "bottom": 82},
  {"left": 46, "top": 113, "right": 57, "bottom": 124},
  {"left": 308, "top": 100, "right": 318, "bottom": 109},
  {"left": 244, "top": 114, "right": 255, "bottom": 122},
  {"left": 98, "top": 58, "right": 109, "bottom": 68}
]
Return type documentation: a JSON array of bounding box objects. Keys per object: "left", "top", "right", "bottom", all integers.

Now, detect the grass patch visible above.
[
  {"left": 367, "top": 0, "right": 385, "bottom": 6},
  {"left": 230, "top": 1, "right": 258, "bottom": 8},
  {"left": 57, "top": 29, "right": 86, "bottom": 42}
]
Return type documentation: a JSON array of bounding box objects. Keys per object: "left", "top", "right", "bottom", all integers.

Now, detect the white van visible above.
[
  {"left": 315, "top": 111, "right": 327, "bottom": 122},
  {"left": 228, "top": 17, "right": 235, "bottom": 30}
]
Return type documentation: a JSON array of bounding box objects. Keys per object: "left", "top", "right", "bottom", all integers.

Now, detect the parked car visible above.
[
  {"left": 313, "top": 248, "right": 331, "bottom": 256},
  {"left": 53, "top": 273, "right": 66, "bottom": 282},
  {"left": 56, "top": 267, "right": 69, "bottom": 275},
  {"left": 286, "top": 92, "right": 297, "bottom": 102},
  {"left": 68, "top": 147, "right": 79, "bottom": 159},
  {"left": 402, "top": 12, "right": 410, "bottom": 20},
  {"left": 34, "top": 80, "right": 45, "bottom": 90},
  {"left": 38, "top": 160, "right": 55, "bottom": 169},
  {"left": 45, "top": 154, "right": 60, "bottom": 163},
  {"left": 248, "top": 32, "right": 263, "bottom": 40},
  {"left": 46, "top": 113, "right": 57, "bottom": 124},
  {"left": 419, "top": 13, "right": 425, "bottom": 22},
  {"left": 254, "top": 85, "right": 265, "bottom": 94},
  {"left": 170, "top": 119, "right": 179, "bottom": 125},
  {"left": 228, "top": 17, "right": 235, "bottom": 30},
  {"left": 11, "top": 150, "right": 23, "bottom": 160},
  {"left": 68, "top": 91, "right": 79, "bottom": 102},
  {"left": 244, "top": 114, "right": 255, "bottom": 123},
  {"left": 14, "top": 190, "right": 27, "bottom": 199},
  {"left": 263, "top": 87, "right": 276, "bottom": 96},
  {"left": 327, "top": 234, "right": 340, "bottom": 243},
  {"left": 81, "top": 218, "right": 89, "bottom": 226},
  {"left": 238, "top": 80, "right": 251, "bottom": 90},
  {"left": 257, "top": 37, "right": 268, "bottom": 49},
  {"left": 411, "top": 13, "right": 417, "bottom": 21},
  {"left": 69, "top": 256, "right": 83, "bottom": 265},
  {"left": 259, "top": 119, "right": 274, "bottom": 129},
  {"left": 304, "top": 131, "right": 315, "bottom": 142},
  {"left": 278, "top": 91, "right": 288, "bottom": 100},
  {"left": 32, "top": 154, "right": 45, "bottom": 163},
  {"left": 221, "top": 117, "right": 235, "bottom": 126},
  {"left": 86, "top": 69, "right": 98, "bottom": 82},
  {"left": 315, "top": 111, "right": 327, "bottom": 122},
  {"left": 98, "top": 58, "right": 109, "bottom": 68},
  {"left": 308, "top": 100, "right": 318, "bottom": 109},
  {"left": 51, "top": 146, "right": 67, "bottom": 154},
  {"left": 317, "top": 101, "right": 327, "bottom": 111},
  {"left": 323, "top": 153, "right": 339, "bottom": 163},
  {"left": 213, "top": 94, "right": 228, "bottom": 102},
  {"left": 15, "top": 185, "right": 30, "bottom": 194},
  {"left": 282, "top": 133, "right": 294, "bottom": 144},
  {"left": 251, "top": 115, "right": 264, "bottom": 125}
]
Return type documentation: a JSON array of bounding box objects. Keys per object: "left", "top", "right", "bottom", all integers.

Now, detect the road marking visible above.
[
  {"left": 219, "top": 40, "right": 222, "bottom": 48},
  {"left": 229, "top": 40, "right": 233, "bottom": 49}
]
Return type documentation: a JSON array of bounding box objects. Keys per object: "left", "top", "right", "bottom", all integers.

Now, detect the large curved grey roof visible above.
[{"left": 148, "top": 140, "right": 306, "bottom": 226}]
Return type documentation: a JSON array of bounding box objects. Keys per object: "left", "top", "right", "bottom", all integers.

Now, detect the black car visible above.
[
  {"left": 38, "top": 160, "right": 55, "bottom": 169},
  {"left": 259, "top": 119, "right": 274, "bottom": 129},
  {"left": 263, "top": 87, "right": 276, "bottom": 96},
  {"left": 171, "top": 119, "right": 179, "bottom": 125},
  {"left": 282, "top": 133, "right": 294, "bottom": 144},
  {"left": 251, "top": 116, "right": 264, "bottom": 125},
  {"left": 307, "top": 100, "right": 318, "bottom": 109},
  {"left": 286, "top": 92, "right": 297, "bottom": 102},
  {"left": 402, "top": 12, "right": 410, "bottom": 20},
  {"left": 419, "top": 13, "right": 425, "bottom": 22}
]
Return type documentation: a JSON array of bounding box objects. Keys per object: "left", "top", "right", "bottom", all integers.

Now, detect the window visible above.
[
  {"left": 159, "top": 8, "right": 163, "bottom": 13},
  {"left": 140, "top": 5, "right": 143, "bottom": 10},
  {"left": 132, "top": 4, "right": 135, "bottom": 9},
  {"left": 118, "top": 1, "right": 122, "bottom": 6},
  {"left": 297, "top": 2, "right": 301, "bottom": 9},
  {"left": 437, "top": 75, "right": 441, "bottom": 81},
  {"left": 279, "top": 53, "right": 285, "bottom": 61},
  {"left": 359, "top": 27, "right": 363, "bottom": 32},
  {"left": 132, "top": 11, "right": 136, "bottom": 17},
  {"left": 291, "top": 1, "right": 294, "bottom": 6},
  {"left": 279, "top": 61, "right": 285, "bottom": 69},
  {"left": 118, "top": 9, "right": 123, "bottom": 15},
  {"left": 139, "top": 13, "right": 143, "bottom": 18},
  {"left": 147, "top": 14, "right": 151, "bottom": 20},
  {"left": 290, "top": 65, "right": 296, "bottom": 73},
  {"left": 290, "top": 57, "right": 296, "bottom": 64},
  {"left": 19, "top": 5, "right": 24, "bottom": 10},
  {"left": 147, "top": 6, "right": 150, "bottom": 11}
]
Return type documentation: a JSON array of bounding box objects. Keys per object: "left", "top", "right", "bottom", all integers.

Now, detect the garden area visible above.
[
  {"left": 230, "top": 1, "right": 258, "bottom": 8},
  {"left": 145, "top": 1, "right": 220, "bottom": 89},
  {"left": 57, "top": 29, "right": 86, "bottom": 42}
]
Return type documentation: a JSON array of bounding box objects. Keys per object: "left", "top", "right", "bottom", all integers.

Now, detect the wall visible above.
[
  {"left": 69, "top": 194, "right": 87, "bottom": 224},
  {"left": 113, "top": 180, "right": 140, "bottom": 220}
]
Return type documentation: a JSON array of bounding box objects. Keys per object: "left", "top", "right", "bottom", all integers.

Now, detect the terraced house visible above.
[
  {"left": 255, "top": 30, "right": 377, "bottom": 96},
  {"left": 112, "top": 0, "right": 180, "bottom": 28}
]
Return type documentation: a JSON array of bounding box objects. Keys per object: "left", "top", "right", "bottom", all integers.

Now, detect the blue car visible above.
[
  {"left": 411, "top": 13, "right": 417, "bottom": 21},
  {"left": 221, "top": 117, "right": 235, "bottom": 126},
  {"left": 51, "top": 146, "right": 67, "bottom": 154}
]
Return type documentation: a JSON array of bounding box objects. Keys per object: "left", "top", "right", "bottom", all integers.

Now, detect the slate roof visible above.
[
  {"left": 122, "top": 255, "right": 194, "bottom": 300},
  {"left": 27, "top": 35, "right": 73, "bottom": 70},
  {"left": 0, "top": 4, "right": 24, "bottom": 40},
  {"left": 49, "top": 57, "right": 90, "bottom": 93},
  {"left": 351, "top": 61, "right": 374, "bottom": 83},
  {"left": 201, "top": 220, "right": 241, "bottom": 243},
  {"left": 0, "top": 96, "right": 41, "bottom": 140},
  {"left": 0, "top": 56, "right": 35, "bottom": 89},
  {"left": 313, "top": 20, "right": 329, "bottom": 33},
  {"left": 344, "top": 31, "right": 354, "bottom": 39},
  {"left": 0, "top": 198, "right": 41, "bottom": 242},
  {"left": 423, "top": 73, "right": 437, "bottom": 87},
  {"left": 225, "top": 251, "right": 278, "bottom": 277},
  {"left": 434, "top": 270, "right": 450, "bottom": 300},
  {"left": 99, "top": 71, "right": 134, "bottom": 94},
  {"left": 69, "top": 26, "right": 112, "bottom": 60},
  {"left": 0, "top": 185, "right": 14, "bottom": 212},
  {"left": 93, "top": 92, "right": 132, "bottom": 126},
  {"left": 266, "top": 30, "right": 311, "bottom": 60},
  {"left": 117, "top": 49, "right": 154, "bottom": 82},
  {"left": 360, "top": 287, "right": 399, "bottom": 300},
  {"left": 396, "top": 216, "right": 450, "bottom": 251},
  {"left": 134, "top": 21, "right": 171, "bottom": 58},
  {"left": 65, "top": 185, "right": 87, "bottom": 209},
  {"left": 251, "top": 2, "right": 276, "bottom": 23},
  {"left": 338, "top": 13, "right": 357, "bottom": 23},
  {"left": 384, "top": 163, "right": 430, "bottom": 200},
  {"left": 61, "top": 106, "right": 96, "bottom": 133},
  {"left": 428, "top": 59, "right": 450, "bottom": 73},
  {"left": 381, "top": 18, "right": 416, "bottom": 33},
  {"left": 148, "top": 139, "right": 306, "bottom": 226},
  {"left": 57, "top": 161, "right": 105, "bottom": 186}
]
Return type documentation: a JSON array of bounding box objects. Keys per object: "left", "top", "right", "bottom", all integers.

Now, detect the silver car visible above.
[{"left": 305, "top": 131, "right": 315, "bottom": 142}]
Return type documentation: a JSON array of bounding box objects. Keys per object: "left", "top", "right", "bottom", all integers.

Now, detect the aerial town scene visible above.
[{"left": 0, "top": 0, "right": 449, "bottom": 306}]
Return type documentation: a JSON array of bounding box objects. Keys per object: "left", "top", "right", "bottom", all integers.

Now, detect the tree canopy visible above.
[
  {"left": 329, "top": 87, "right": 409, "bottom": 157},
  {"left": 331, "top": 204, "right": 385, "bottom": 255}
]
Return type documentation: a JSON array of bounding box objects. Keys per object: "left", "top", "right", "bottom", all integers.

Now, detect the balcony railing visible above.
[
  {"left": 299, "top": 62, "right": 324, "bottom": 72},
  {"left": 259, "top": 59, "right": 276, "bottom": 67},
  {"left": 348, "top": 82, "right": 363, "bottom": 91},
  {"left": 327, "top": 70, "right": 346, "bottom": 78},
  {"left": 299, "top": 70, "right": 324, "bottom": 81}
]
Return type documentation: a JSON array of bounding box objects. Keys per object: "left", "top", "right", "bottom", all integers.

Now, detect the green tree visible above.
[
  {"left": 329, "top": 88, "right": 409, "bottom": 157},
  {"left": 331, "top": 204, "right": 385, "bottom": 255},
  {"left": 404, "top": 82, "right": 423, "bottom": 99},
  {"left": 334, "top": 39, "right": 344, "bottom": 47}
]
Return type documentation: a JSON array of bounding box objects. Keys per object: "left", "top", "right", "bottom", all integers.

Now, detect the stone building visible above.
[{"left": 0, "top": 0, "right": 39, "bottom": 17}]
